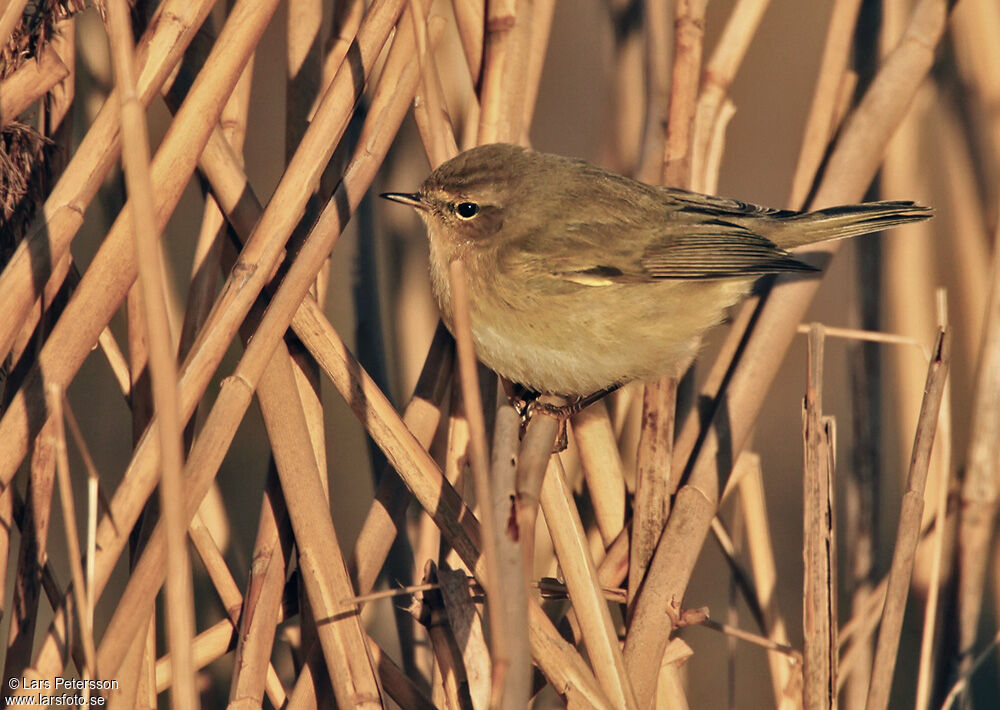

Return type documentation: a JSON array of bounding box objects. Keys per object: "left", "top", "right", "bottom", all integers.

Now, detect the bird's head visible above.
[{"left": 381, "top": 143, "right": 554, "bottom": 257}]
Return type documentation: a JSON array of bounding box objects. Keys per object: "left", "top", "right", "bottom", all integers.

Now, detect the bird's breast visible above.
[{"left": 428, "top": 248, "right": 755, "bottom": 395}]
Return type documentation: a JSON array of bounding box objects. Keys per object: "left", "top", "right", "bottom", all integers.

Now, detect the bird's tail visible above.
[{"left": 770, "top": 201, "right": 933, "bottom": 249}]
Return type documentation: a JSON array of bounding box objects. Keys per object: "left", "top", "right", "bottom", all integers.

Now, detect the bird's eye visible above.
[{"left": 455, "top": 202, "right": 480, "bottom": 219}]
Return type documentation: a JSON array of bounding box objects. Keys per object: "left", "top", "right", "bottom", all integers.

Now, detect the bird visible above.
[{"left": 382, "top": 143, "right": 931, "bottom": 402}]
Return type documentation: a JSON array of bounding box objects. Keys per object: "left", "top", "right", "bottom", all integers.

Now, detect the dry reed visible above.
[{"left": 0, "top": 0, "right": 995, "bottom": 707}]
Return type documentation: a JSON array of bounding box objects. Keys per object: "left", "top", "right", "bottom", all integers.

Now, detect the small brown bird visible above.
[{"left": 383, "top": 143, "right": 931, "bottom": 400}]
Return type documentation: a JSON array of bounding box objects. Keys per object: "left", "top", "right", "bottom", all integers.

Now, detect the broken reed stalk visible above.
[
  {"left": 187, "top": 479, "right": 288, "bottom": 706},
  {"left": 802, "top": 325, "right": 837, "bottom": 709},
  {"left": 914, "top": 291, "right": 952, "bottom": 710},
  {"left": 105, "top": 0, "right": 198, "bottom": 704},
  {"left": 865, "top": 328, "right": 950, "bottom": 710},
  {"left": 447, "top": 259, "right": 510, "bottom": 702},
  {"left": 623, "top": 2, "right": 952, "bottom": 706},
  {"left": 227, "top": 472, "right": 292, "bottom": 707},
  {"left": 636, "top": 0, "right": 763, "bottom": 648}
]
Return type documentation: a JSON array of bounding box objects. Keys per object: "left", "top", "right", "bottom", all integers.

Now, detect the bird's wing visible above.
[
  {"left": 514, "top": 218, "right": 817, "bottom": 285},
  {"left": 637, "top": 220, "right": 818, "bottom": 279},
  {"left": 634, "top": 190, "right": 815, "bottom": 278}
]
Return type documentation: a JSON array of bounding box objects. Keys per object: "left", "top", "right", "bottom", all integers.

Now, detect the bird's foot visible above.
[
  {"left": 515, "top": 385, "right": 623, "bottom": 453},
  {"left": 512, "top": 396, "right": 566, "bottom": 452}
]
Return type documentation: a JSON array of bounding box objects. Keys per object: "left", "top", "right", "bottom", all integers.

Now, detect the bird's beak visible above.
[{"left": 380, "top": 192, "right": 426, "bottom": 210}]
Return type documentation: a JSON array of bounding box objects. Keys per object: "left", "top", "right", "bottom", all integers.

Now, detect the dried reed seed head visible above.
[
  {"left": 0, "top": 1, "right": 82, "bottom": 265},
  {"left": 1, "top": 123, "right": 53, "bottom": 264},
  {"left": 1, "top": 0, "right": 86, "bottom": 78}
]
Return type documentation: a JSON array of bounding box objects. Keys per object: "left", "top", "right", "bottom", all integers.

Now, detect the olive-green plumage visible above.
[{"left": 383, "top": 143, "right": 931, "bottom": 397}]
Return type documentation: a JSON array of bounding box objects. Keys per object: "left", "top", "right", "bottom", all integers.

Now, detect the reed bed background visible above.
[{"left": 0, "top": 0, "right": 997, "bottom": 707}]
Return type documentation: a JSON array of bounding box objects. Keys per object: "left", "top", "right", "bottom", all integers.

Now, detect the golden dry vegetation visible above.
[{"left": 0, "top": 0, "right": 997, "bottom": 708}]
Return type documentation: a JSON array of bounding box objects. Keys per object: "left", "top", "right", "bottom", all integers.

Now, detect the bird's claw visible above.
[{"left": 520, "top": 399, "right": 574, "bottom": 453}]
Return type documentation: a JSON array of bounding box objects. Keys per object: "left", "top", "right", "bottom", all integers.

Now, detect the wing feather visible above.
[
  {"left": 507, "top": 207, "right": 817, "bottom": 285},
  {"left": 639, "top": 223, "right": 817, "bottom": 279}
]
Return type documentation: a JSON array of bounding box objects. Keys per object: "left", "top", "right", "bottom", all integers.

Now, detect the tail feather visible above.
[{"left": 769, "top": 200, "right": 933, "bottom": 249}]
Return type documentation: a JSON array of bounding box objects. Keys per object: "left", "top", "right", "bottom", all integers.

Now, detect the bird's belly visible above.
[{"left": 468, "top": 278, "right": 755, "bottom": 396}]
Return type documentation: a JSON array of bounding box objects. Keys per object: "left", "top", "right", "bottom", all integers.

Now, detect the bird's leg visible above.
[
  {"left": 520, "top": 384, "right": 624, "bottom": 452},
  {"left": 526, "top": 383, "right": 623, "bottom": 419}
]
